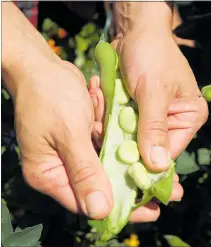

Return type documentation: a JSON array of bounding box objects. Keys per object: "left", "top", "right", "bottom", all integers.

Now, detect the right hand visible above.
[{"left": 112, "top": 31, "right": 208, "bottom": 173}]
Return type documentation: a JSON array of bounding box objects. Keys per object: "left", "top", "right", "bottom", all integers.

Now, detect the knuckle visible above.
[
  {"left": 22, "top": 162, "right": 67, "bottom": 194},
  {"left": 147, "top": 120, "right": 168, "bottom": 135},
  {"left": 22, "top": 164, "right": 41, "bottom": 191},
  {"left": 145, "top": 120, "right": 168, "bottom": 146},
  {"left": 71, "top": 161, "right": 98, "bottom": 186}
]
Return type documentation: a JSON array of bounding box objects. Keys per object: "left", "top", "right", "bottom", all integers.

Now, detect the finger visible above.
[
  {"left": 168, "top": 96, "right": 208, "bottom": 129},
  {"left": 129, "top": 201, "right": 160, "bottom": 223},
  {"left": 89, "top": 88, "right": 105, "bottom": 122},
  {"left": 168, "top": 97, "right": 208, "bottom": 159},
  {"left": 168, "top": 97, "right": 207, "bottom": 127},
  {"left": 168, "top": 129, "right": 196, "bottom": 159},
  {"left": 89, "top": 75, "right": 100, "bottom": 90},
  {"left": 167, "top": 113, "right": 196, "bottom": 130},
  {"left": 56, "top": 131, "right": 113, "bottom": 220},
  {"left": 136, "top": 79, "right": 170, "bottom": 172},
  {"left": 111, "top": 34, "right": 123, "bottom": 50},
  {"left": 92, "top": 121, "right": 103, "bottom": 150},
  {"left": 170, "top": 182, "right": 184, "bottom": 201},
  {"left": 22, "top": 158, "right": 80, "bottom": 214},
  {"left": 174, "top": 173, "right": 179, "bottom": 183},
  {"left": 111, "top": 39, "right": 119, "bottom": 50},
  {"left": 92, "top": 121, "right": 103, "bottom": 134}
]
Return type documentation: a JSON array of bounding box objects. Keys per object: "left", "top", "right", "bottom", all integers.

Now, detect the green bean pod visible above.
[{"left": 88, "top": 41, "right": 175, "bottom": 243}]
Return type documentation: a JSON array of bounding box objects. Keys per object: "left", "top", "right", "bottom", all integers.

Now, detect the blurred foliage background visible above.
[{"left": 1, "top": 2, "right": 211, "bottom": 247}]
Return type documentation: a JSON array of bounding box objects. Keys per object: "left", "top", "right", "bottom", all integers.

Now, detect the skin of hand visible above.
[
  {"left": 2, "top": 2, "right": 114, "bottom": 220},
  {"left": 111, "top": 2, "right": 208, "bottom": 173}
]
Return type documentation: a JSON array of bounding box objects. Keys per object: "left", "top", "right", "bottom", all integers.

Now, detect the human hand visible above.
[
  {"left": 111, "top": 2, "right": 208, "bottom": 173},
  {"left": 102, "top": 2, "right": 208, "bottom": 222},
  {"left": 2, "top": 2, "right": 113, "bottom": 220},
  {"left": 111, "top": 30, "right": 208, "bottom": 173},
  {"left": 13, "top": 59, "right": 115, "bottom": 220}
]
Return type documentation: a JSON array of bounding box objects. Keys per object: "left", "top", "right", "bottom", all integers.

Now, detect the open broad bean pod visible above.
[{"left": 88, "top": 41, "right": 175, "bottom": 243}]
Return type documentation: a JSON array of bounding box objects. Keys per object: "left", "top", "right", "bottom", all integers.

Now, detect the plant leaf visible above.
[
  {"left": 2, "top": 224, "right": 43, "bottom": 247},
  {"left": 164, "top": 235, "right": 191, "bottom": 247},
  {"left": 197, "top": 148, "right": 211, "bottom": 165},
  {"left": 75, "top": 35, "right": 89, "bottom": 52},
  {"left": 176, "top": 151, "right": 199, "bottom": 174},
  {"left": 1, "top": 201, "right": 13, "bottom": 243}
]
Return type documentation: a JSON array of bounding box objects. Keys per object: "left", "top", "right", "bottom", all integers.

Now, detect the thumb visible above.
[
  {"left": 57, "top": 132, "right": 113, "bottom": 220},
  {"left": 136, "top": 82, "right": 170, "bottom": 172}
]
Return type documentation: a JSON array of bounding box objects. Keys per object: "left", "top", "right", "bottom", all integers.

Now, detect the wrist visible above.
[
  {"left": 2, "top": 2, "right": 58, "bottom": 99},
  {"left": 113, "top": 2, "right": 173, "bottom": 37},
  {"left": 2, "top": 52, "right": 56, "bottom": 100}
]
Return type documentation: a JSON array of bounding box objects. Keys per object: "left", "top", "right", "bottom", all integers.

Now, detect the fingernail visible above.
[
  {"left": 91, "top": 96, "right": 98, "bottom": 108},
  {"left": 150, "top": 146, "right": 170, "bottom": 169},
  {"left": 85, "top": 191, "right": 109, "bottom": 219}
]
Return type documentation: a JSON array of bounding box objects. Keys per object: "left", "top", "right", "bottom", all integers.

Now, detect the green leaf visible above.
[
  {"left": 1, "top": 201, "right": 13, "bottom": 243},
  {"left": 3, "top": 224, "right": 43, "bottom": 247},
  {"left": 86, "top": 33, "right": 101, "bottom": 46},
  {"left": 68, "top": 38, "right": 75, "bottom": 48},
  {"left": 42, "top": 18, "right": 53, "bottom": 32},
  {"left": 176, "top": 151, "right": 199, "bottom": 174},
  {"left": 80, "top": 23, "right": 96, "bottom": 37},
  {"left": 74, "top": 55, "right": 85, "bottom": 68},
  {"left": 2, "top": 145, "right": 6, "bottom": 155},
  {"left": 2, "top": 88, "right": 10, "bottom": 100},
  {"left": 14, "top": 227, "right": 22, "bottom": 233},
  {"left": 197, "top": 148, "right": 211, "bottom": 165},
  {"left": 14, "top": 146, "right": 21, "bottom": 161},
  {"left": 75, "top": 35, "right": 89, "bottom": 52},
  {"left": 164, "top": 235, "right": 191, "bottom": 247}
]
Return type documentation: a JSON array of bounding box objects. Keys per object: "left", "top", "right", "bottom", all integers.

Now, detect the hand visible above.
[
  {"left": 2, "top": 2, "right": 113, "bottom": 220},
  {"left": 106, "top": 1, "right": 208, "bottom": 222},
  {"left": 14, "top": 59, "right": 115, "bottom": 220},
  {"left": 112, "top": 31, "right": 208, "bottom": 173},
  {"left": 89, "top": 76, "right": 183, "bottom": 223}
]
